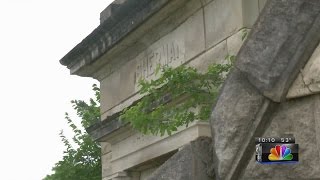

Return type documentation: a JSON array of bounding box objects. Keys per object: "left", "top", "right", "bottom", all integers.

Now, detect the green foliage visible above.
[
  {"left": 44, "top": 84, "right": 101, "bottom": 180},
  {"left": 121, "top": 58, "right": 234, "bottom": 136}
]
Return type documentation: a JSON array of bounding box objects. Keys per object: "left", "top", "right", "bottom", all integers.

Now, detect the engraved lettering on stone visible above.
[{"left": 135, "top": 42, "right": 184, "bottom": 84}]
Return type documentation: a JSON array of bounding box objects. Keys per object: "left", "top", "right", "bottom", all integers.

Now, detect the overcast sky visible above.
[{"left": 0, "top": 0, "right": 113, "bottom": 179}]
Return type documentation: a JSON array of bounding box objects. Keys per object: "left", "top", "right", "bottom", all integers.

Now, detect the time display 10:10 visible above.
[{"left": 255, "top": 137, "right": 295, "bottom": 144}]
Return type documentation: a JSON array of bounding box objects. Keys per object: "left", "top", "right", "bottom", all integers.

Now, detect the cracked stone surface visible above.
[
  {"left": 287, "top": 43, "right": 320, "bottom": 98},
  {"left": 235, "top": 0, "right": 320, "bottom": 102},
  {"left": 242, "top": 94, "right": 320, "bottom": 179}
]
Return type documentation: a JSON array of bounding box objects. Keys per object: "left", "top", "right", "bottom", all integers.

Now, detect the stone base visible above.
[
  {"left": 147, "top": 137, "right": 214, "bottom": 180},
  {"left": 102, "top": 121, "right": 211, "bottom": 179}
]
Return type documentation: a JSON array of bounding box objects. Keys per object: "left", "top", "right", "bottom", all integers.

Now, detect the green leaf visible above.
[
  {"left": 121, "top": 59, "right": 233, "bottom": 136},
  {"left": 44, "top": 84, "right": 101, "bottom": 180}
]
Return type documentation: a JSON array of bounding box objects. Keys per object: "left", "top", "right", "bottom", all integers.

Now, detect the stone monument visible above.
[{"left": 60, "top": 0, "right": 320, "bottom": 179}]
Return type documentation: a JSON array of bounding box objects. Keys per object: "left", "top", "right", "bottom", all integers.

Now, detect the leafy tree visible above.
[{"left": 44, "top": 84, "right": 101, "bottom": 180}]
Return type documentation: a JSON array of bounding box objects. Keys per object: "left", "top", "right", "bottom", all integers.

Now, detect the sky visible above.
[{"left": 0, "top": 0, "right": 113, "bottom": 179}]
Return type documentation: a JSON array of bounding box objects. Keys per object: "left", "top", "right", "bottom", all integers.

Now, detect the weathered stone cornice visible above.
[
  {"left": 59, "top": 0, "right": 170, "bottom": 76},
  {"left": 86, "top": 91, "right": 174, "bottom": 141},
  {"left": 86, "top": 112, "right": 127, "bottom": 142}
]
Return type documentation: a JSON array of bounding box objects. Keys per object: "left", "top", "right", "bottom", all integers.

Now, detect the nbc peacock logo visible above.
[{"left": 268, "top": 145, "right": 293, "bottom": 161}]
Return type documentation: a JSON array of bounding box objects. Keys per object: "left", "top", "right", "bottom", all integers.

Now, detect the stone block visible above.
[
  {"left": 111, "top": 132, "right": 163, "bottom": 161},
  {"left": 188, "top": 40, "right": 228, "bottom": 73},
  {"left": 105, "top": 172, "right": 131, "bottom": 180},
  {"left": 147, "top": 137, "right": 214, "bottom": 180},
  {"left": 100, "top": 58, "right": 137, "bottom": 115},
  {"left": 101, "top": 142, "right": 112, "bottom": 155},
  {"left": 242, "top": 94, "right": 320, "bottom": 179},
  {"left": 210, "top": 68, "right": 270, "bottom": 179},
  {"left": 120, "top": 59, "right": 137, "bottom": 95},
  {"left": 286, "top": 73, "right": 310, "bottom": 99},
  {"left": 100, "top": 8, "right": 205, "bottom": 114},
  {"left": 315, "top": 96, "right": 320, "bottom": 161},
  {"left": 100, "top": 0, "right": 126, "bottom": 24},
  {"left": 133, "top": 8, "right": 205, "bottom": 88},
  {"left": 99, "top": 124, "right": 135, "bottom": 144},
  {"left": 140, "top": 167, "right": 158, "bottom": 180},
  {"left": 93, "top": 0, "right": 203, "bottom": 81},
  {"left": 62, "top": 0, "right": 172, "bottom": 77},
  {"left": 259, "top": 0, "right": 268, "bottom": 12},
  {"left": 100, "top": 93, "right": 143, "bottom": 121},
  {"left": 287, "top": 43, "right": 320, "bottom": 98},
  {"left": 204, "top": 0, "right": 243, "bottom": 49},
  {"left": 110, "top": 122, "right": 210, "bottom": 162},
  {"left": 108, "top": 0, "right": 202, "bottom": 53},
  {"left": 236, "top": 0, "right": 320, "bottom": 102},
  {"left": 100, "top": 70, "right": 121, "bottom": 115},
  {"left": 183, "top": 8, "right": 205, "bottom": 61},
  {"left": 226, "top": 29, "right": 249, "bottom": 56},
  {"left": 200, "top": 0, "right": 213, "bottom": 6},
  {"left": 110, "top": 122, "right": 211, "bottom": 173},
  {"left": 242, "top": 0, "right": 260, "bottom": 28},
  {"left": 102, "top": 153, "right": 113, "bottom": 178}
]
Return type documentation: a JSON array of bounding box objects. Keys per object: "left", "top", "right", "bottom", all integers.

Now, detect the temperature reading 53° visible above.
[{"left": 281, "top": 137, "right": 292, "bottom": 143}]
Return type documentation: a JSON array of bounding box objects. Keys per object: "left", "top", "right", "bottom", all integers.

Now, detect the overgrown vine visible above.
[
  {"left": 121, "top": 56, "right": 235, "bottom": 136},
  {"left": 121, "top": 28, "right": 249, "bottom": 136}
]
